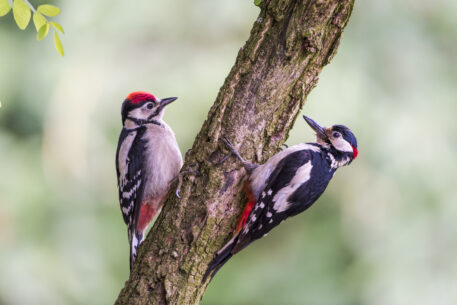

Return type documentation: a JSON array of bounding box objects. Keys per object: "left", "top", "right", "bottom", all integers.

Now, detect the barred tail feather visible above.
[
  {"left": 203, "top": 234, "right": 239, "bottom": 281},
  {"left": 129, "top": 230, "right": 144, "bottom": 271}
]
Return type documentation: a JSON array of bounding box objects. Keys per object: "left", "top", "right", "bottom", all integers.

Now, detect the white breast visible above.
[{"left": 142, "top": 123, "right": 183, "bottom": 198}]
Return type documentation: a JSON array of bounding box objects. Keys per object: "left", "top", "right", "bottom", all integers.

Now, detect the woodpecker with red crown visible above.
[
  {"left": 116, "top": 91, "right": 183, "bottom": 270},
  {"left": 204, "top": 115, "right": 358, "bottom": 280}
]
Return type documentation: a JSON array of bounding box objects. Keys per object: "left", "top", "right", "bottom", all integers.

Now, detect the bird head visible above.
[
  {"left": 304, "top": 115, "right": 358, "bottom": 160},
  {"left": 121, "top": 91, "right": 177, "bottom": 127}
]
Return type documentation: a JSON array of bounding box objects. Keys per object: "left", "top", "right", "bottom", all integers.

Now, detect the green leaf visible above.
[
  {"left": 50, "top": 21, "right": 64, "bottom": 34},
  {"left": 37, "top": 23, "right": 50, "bottom": 40},
  {"left": 0, "top": 0, "right": 11, "bottom": 17},
  {"left": 33, "top": 12, "right": 47, "bottom": 31},
  {"left": 254, "top": 0, "right": 262, "bottom": 7},
  {"left": 13, "top": 0, "right": 31, "bottom": 30},
  {"left": 54, "top": 31, "right": 64, "bottom": 56},
  {"left": 37, "top": 4, "right": 60, "bottom": 17}
]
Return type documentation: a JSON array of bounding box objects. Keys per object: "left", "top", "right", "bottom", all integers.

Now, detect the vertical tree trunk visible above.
[{"left": 115, "top": 0, "right": 354, "bottom": 304}]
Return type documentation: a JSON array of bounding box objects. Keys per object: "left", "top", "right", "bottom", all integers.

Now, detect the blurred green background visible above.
[{"left": 1, "top": 0, "right": 456, "bottom": 304}]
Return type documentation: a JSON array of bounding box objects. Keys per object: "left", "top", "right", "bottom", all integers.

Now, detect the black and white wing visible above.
[
  {"left": 116, "top": 128, "right": 146, "bottom": 227},
  {"left": 115, "top": 127, "right": 147, "bottom": 267},
  {"left": 204, "top": 150, "right": 314, "bottom": 280},
  {"left": 233, "top": 149, "right": 317, "bottom": 253}
]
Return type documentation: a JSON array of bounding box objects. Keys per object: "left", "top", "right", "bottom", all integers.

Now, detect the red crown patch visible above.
[{"left": 126, "top": 91, "right": 156, "bottom": 104}]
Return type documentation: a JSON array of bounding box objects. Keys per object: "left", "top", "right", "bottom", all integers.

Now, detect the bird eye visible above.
[
  {"left": 332, "top": 132, "right": 341, "bottom": 138},
  {"left": 146, "top": 103, "right": 154, "bottom": 109}
]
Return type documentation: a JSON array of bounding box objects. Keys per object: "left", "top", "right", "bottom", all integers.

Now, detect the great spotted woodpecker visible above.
[
  {"left": 204, "top": 115, "right": 358, "bottom": 280},
  {"left": 116, "top": 91, "right": 183, "bottom": 270}
]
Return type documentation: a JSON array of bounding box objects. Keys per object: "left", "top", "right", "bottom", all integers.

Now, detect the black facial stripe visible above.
[
  {"left": 126, "top": 116, "right": 161, "bottom": 127},
  {"left": 147, "top": 106, "right": 164, "bottom": 120}
]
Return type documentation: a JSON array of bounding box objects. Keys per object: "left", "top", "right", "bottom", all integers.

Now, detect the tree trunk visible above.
[{"left": 115, "top": 0, "right": 354, "bottom": 304}]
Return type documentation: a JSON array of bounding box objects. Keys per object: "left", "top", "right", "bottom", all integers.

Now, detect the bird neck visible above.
[
  {"left": 124, "top": 117, "right": 162, "bottom": 129},
  {"left": 325, "top": 147, "right": 353, "bottom": 169}
]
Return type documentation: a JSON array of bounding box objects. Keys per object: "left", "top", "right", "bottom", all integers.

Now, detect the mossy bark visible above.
[{"left": 115, "top": 0, "right": 354, "bottom": 304}]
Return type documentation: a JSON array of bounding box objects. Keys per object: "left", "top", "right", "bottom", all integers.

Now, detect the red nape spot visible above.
[
  {"left": 352, "top": 145, "right": 359, "bottom": 159},
  {"left": 234, "top": 182, "right": 257, "bottom": 235},
  {"left": 127, "top": 91, "right": 156, "bottom": 104},
  {"left": 137, "top": 204, "right": 157, "bottom": 232}
]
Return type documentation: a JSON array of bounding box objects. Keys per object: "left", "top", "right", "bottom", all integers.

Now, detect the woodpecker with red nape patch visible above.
[
  {"left": 204, "top": 116, "right": 358, "bottom": 280},
  {"left": 116, "top": 91, "right": 183, "bottom": 270}
]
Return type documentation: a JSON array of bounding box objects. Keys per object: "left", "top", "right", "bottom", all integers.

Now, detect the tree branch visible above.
[{"left": 115, "top": 0, "right": 354, "bottom": 304}]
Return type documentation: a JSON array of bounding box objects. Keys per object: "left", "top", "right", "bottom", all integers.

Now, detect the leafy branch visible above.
[{"left": 0, "top": 0, "right": 64, "bottom": 56}]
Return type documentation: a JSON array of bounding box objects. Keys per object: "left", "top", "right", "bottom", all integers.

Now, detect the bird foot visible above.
[
  {"left": 175, "top": 165, "right": 200, "bottom": 199},
  {"left": 217, "top": 137, "right": 258, "bottom": 173}
]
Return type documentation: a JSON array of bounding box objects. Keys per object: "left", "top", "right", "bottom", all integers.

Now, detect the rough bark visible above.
[{"left": 115, "top": 0, "right": 354, "bottom": 304}]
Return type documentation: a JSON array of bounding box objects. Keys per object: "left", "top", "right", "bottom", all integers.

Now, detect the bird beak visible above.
[
  {"left": 160, "top": 97, "right": 178, "bottom": 108},
  {"left": 303, "top": 115, "right": 328, "bottom": 141}
]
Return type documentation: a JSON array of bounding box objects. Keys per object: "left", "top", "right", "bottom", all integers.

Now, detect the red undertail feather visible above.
[
  {"left": 203, "top": 182, "right": 257, "bottom": 281},
  {"left": 127, "top": 91, "right": 156, "bottom": 104},
  {"left": 137, "top": 204, "right": 157, "bottom": 232},
  {"left": 235, "top": 181, "right": 257, "bottom": 234}
]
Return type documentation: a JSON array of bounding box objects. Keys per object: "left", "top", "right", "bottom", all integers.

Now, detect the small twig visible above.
[{"left": 23, "top": 0, "right": 36, "bottom": 13}]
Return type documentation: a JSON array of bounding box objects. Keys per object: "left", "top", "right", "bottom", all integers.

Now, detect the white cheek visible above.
[
  {"left": 331, "top": 138, "right": 353, "bottom": 152},
  {"left": 128, "top": 107, "right": 149, "bottom": 120}
]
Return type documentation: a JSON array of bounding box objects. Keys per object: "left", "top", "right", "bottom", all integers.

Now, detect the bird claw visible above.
[
  {"left": 217, "top": 137, "right": 258, "bottom": 173},
  {"left": 174, "top": 167, "right": 201, "bottom": 199},
  {"left": 280, "top": 143, "right": 289, "bottom": 150},
  {"left": 218, "top": 137, "right": 246, "bottom": 164},
  {"left": 215, "top": 151, "right": 233, "bottom": 165},
  {"left": 220, "top": 137, "right": 236, "bottom": 151},
  {"left": 175, "top": 174, "right": 182, "bottom": 199}
]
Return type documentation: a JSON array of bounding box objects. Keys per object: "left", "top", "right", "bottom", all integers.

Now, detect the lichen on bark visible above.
[{"left": 115, "top": 0, "right": 355, "bottom": 304}]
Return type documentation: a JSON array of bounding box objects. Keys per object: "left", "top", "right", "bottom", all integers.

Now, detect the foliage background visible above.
[{"left": 0, "top": 0, "right": 456, "bottom": 304}]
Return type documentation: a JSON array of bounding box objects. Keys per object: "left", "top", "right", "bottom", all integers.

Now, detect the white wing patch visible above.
[
  {"left": 249, "top": 143, "right": 320, "bottom": 198},
  {"left": 118, "top": 131, "right": 137, "bottom": 188},
  {"left": 272, "top": 161, "right": 312, "bottom": 213}
]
